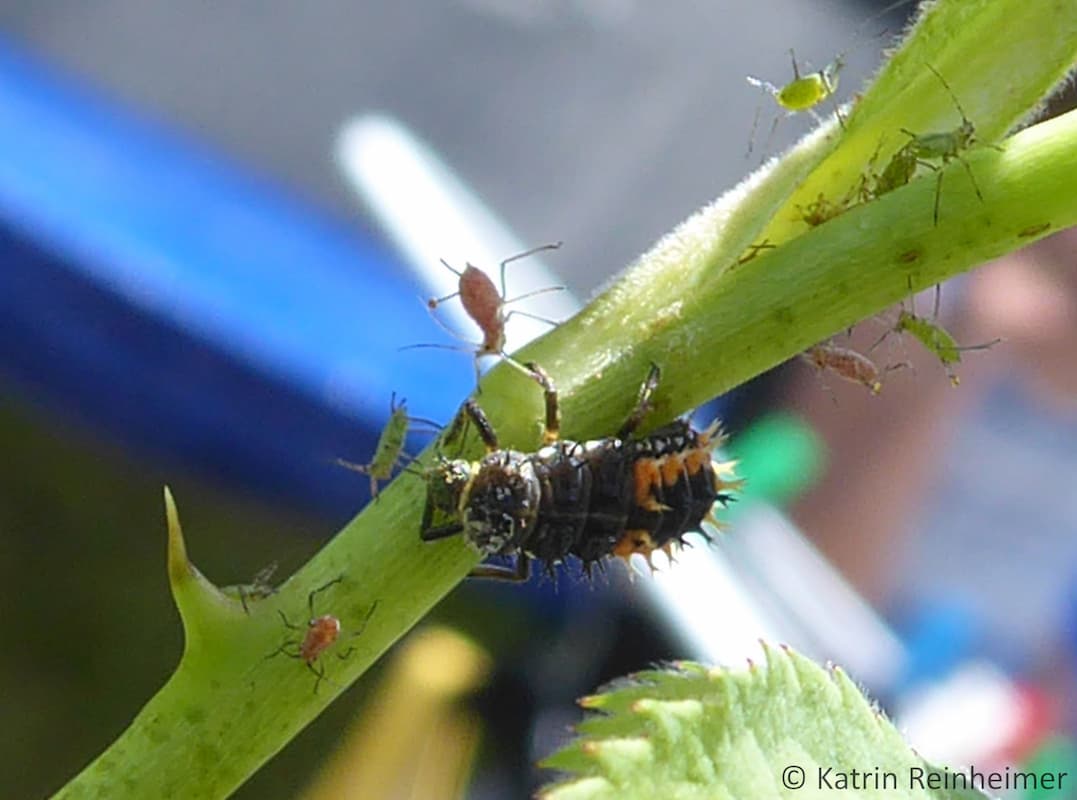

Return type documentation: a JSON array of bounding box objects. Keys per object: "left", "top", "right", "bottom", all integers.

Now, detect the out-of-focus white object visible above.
[
  {"left": 896, "top": 662, "right": 1024, "bottom": 765},
  {"left": 720, "top": 504, "right": 905, "bottom": 689}
]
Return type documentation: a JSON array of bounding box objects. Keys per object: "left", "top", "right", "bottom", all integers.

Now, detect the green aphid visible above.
[
  {"left": 872, "top": 143, "right": 919, "bottom": 198},
  {"left": 881, "top": 286, "right": 1000, "bottom": 386},
  {"left": 747, "top": 49, "right": 843, "bottom": 115},
  {"left": 746, "top": 50, "right": 844, "bottom": 155},
  {"left": 337, "top": 393, "right": 440, "bottom": 498},
  {"left": 873, "top": 64, "right": 993, "bottom": 224},
  {"left": 893, "top": 312, "right": 999, "bottom": 386},
  {"left": 221, "top": 563, "right": 279, "bottom": 614}
]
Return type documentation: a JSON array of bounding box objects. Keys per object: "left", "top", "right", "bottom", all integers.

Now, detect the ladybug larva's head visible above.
[{"left": 461, "top": 451, "right": 541, "bottom": 555}]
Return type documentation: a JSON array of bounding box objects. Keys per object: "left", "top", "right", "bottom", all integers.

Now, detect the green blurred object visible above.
[
  {"left": 724, "top": 412, "right": 824, "bottom": 511},
  {"left": 1020, "top": 736, "right": 1077, "bottom": 800}
]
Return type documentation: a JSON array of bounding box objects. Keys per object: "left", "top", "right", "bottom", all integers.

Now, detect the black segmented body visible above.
[
  {"left": 420, "top": 363, "right": 739, "bottom": 580},
  {"left": 425, "top": 418, "right": 736, "bottom": 576}
]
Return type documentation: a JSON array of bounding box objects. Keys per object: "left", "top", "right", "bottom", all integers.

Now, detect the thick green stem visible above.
[{"left": 56, "top": 0, "right": 1077, "bottom": 795}]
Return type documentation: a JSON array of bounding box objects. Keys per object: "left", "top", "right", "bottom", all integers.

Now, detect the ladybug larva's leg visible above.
[
  {"left": 469, "top": 556, "right": 532, "bottom": 583},
  {"left": 524, "top": 362, "right": 560, "bottom": 445},
  {"left": 463, "top": 398, "right": 500, "bottom": 452}
]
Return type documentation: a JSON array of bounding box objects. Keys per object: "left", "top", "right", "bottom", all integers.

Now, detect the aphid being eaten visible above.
[
  {"left": 266, "top": 577, "right": 378, "bottom": 693},
  {"left": 420, "top": 363, "right": 740, "bottom": 581},
  {"left": 221, "top": 562, "right": 279, "bottom": 614},
  {"left": 801, "top": 342, "right": 896, "bottom": 395},
  {"left": 874, "top": 284, "right": 1001, "bottom": 386},
  {"left": 337, "top": 393, "right": 440, "bottom": 498},
  {"left": 410, "top": 243, "right": 565, "bottom": 384}
]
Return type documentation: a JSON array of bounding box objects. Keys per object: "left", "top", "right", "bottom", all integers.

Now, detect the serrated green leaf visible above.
[{"left": 541, "top": 646, "right": 989, "bottom": 800}]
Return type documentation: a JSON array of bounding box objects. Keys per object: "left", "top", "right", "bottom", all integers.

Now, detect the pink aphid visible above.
[
  {"left": 266, "top": 577, "right": 377, "bottom": 693},
  {"left": 300, "top": 614, "right": 342, "bottom": 665},
  {"left": 426, "top": 243, "right": 564, "bottom": 380},
  {"left": 802, "top": 343, "right": 883, "bottom": 395}
]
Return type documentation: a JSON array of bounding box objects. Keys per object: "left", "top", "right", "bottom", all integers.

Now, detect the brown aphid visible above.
[
  {"left": 266, "top": 577, "right": 377, "bottom": 693},
  {"left": 802, "top": 343, "right": 883, "bottom": 394},
  {"left": 426, "top": 243, "right": 564, "bottom": 381}
]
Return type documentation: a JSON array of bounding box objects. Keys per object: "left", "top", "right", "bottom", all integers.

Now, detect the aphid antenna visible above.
[
  {"left": 498, "top": 241, "right": 563, "bottom": 299},
  {"left": 437, "top": 257, "right": 465, "bottom": 277},
  {"left": 745, "top": 75, "right": 781, "bottom": 96},
  {"left": 923, "top": 62, "right": 972, "bottom": 127},
  {"left": 414, "top": 301, "right": 479, "bottom": 345},
  {"left": 398, "top": 341, "right": 473, "bottom": 354},
  {"left": 330, "top": 600, "right": 381, "bottom": 663},
  {"left": 306, "top": 576, "right": 344, "bottom": 618},
  {"left": 427, "top": 262, "right": 463, "bottom": 307}
]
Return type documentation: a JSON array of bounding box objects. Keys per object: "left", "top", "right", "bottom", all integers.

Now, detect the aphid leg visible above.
[
  {"left": 524, "top": 362, "right": 560, "bottom": 445},
  {"left": 354, "top": 600, "right": 378, "bottom": 638},
  {"left": 265, "top": 634, "right": 302, "bottom": 661},
  {"left": 469, "top": 556, "right": 532, "bottom": 583},
  {"left": 441, "top": 404, "right": 469, "bottom": 450},
  {"left": 737, "top": 240, "right": 775, "bottom": 264},
  {"left": 334, "top": 458, "right": 380, "bottom": 498},
  {"left": 308, "top": 661, "right": 327, "bottom": 694},
  {"left": 746, "top": 105, "right": 761, "bottom": 158},
  {"left": 933, "top": 167, "right": 944, "bottom": 226},
  {"left": 618, "top": 363, "right": 662, "bottom": 439},
  {"left": 954, "top": 154, "right": 983, "bottom": 202},
  {"left": 337, "top": 602, "right": 378, "bottom": 662},
  {"left": 463, "top": 398, "right": 500, "bottom": 452},
  {"left": 502, "top": 308, "right": 561, "bottom": 327},
  {"left": 501, "top": 286, "right": 565, "bottom": 307},
  {"left": 277, "top": 609, "right": 304, "bottom": 632},
  {"left": 497, "top": 242, "right": 563, "bottom": 300}
]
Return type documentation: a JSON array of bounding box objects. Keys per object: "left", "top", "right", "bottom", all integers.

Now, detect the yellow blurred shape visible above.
[{"left": 301, "top": 625, "right": 492, "bottom": 800}]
